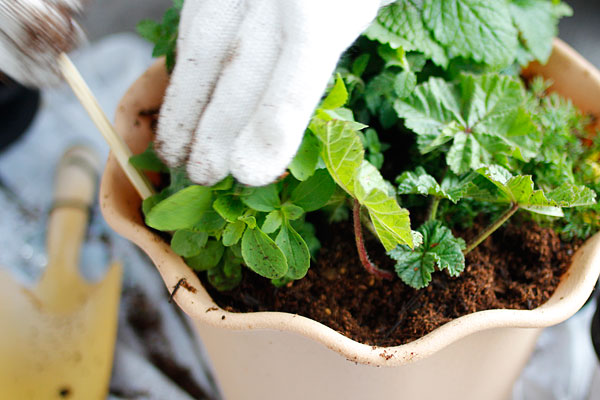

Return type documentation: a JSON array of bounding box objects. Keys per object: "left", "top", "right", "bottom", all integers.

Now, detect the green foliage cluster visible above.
[
  {"left": 136, "top": 0, "right": 183, "bottom": 71},
  {"left": 135, "top": 0, "right": 600, "bottom": 291}
]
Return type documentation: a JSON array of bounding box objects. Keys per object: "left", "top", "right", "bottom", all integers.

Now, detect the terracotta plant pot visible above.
[{"left": 101, "top": 39, "right": 600, "bottom": 400}]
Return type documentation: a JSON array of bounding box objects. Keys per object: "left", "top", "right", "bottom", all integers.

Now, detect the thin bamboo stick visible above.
[{"left": 57, "top": 53, "right": 155, "bottom": 200}]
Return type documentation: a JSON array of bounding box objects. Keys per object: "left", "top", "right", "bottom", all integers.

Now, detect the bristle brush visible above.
[{"left": 0, "top": 0, "right": 154, "bottom": 199}]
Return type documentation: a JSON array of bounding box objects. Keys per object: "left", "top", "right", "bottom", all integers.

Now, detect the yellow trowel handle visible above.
[{"left": 41, "top": 146, "right": 100, "bottom": 293}]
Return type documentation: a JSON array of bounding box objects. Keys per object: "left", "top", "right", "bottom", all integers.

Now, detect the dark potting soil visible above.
[{"left": 201, "top": 220, "right": 577, "bottom": 347}]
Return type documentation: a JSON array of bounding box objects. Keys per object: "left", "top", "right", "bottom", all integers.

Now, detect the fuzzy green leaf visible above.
[
  {"left": 467, "top": 165, "right": 564, "bottom": 216},
  {"left": 146, "top": 186, "right": 213, "bottom": 231},
  {"left": 510, "top": 0, "right": 572, "bottom": 65},
  {"left": 290, "top": 169, "right": 336, "bottom": 212},
  {"left": 389, "top": 221, "right": 466, "bottom": 289},
  {"left": 423, "top": 0, "right": 518, "bottom": 68},
  {"left": 546, "top": 183, "right": 597, "bottom": 208},
  {"left": 241, "top": 227, "right": 288, "bottom": 279},
  {"left": 276, "top": 223, "right": 311, "bottom": 280},
  {"left": 366, "top": 1, "right": 448, "bottom": 67},
  {"left": 171, "top": 230, "right": 209, "bottom": 257},
  {"left": 395, "top": 74, "right": 540, "bottom": 174},
  {"left": 185, "top": 240, "right": 225, "bottom": 271},
  {"left": 396, "top": 167, "right": 447, "bottom": 198}
]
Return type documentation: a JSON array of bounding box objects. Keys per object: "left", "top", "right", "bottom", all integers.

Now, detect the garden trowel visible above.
[{"left": 0, "top": 146, "right": 122, "bottom": 399}]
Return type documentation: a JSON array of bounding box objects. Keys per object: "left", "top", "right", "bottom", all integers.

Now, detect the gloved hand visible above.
[
  {"left": 0, "top": 0, "right": 86, "bottom": 87},
  {"left": 156, "top": 0, "right": 395, "bottom": 187}
]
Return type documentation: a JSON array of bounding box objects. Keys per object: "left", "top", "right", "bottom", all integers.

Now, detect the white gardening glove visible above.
[
  {"left": 0, "top": 0, "right": 86, "bottom": 87},
  {"left": 156, "top": 0, "right": 395, "bottom": 187}
]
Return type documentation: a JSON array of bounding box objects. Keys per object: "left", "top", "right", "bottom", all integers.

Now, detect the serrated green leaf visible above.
[
  {"left": 213, "top": 195, "right": 245, "bottom": 222},
  {"left": 423, "top": 0, "right": 518, "bottom": 68},
  {"left": 222, "top": 220, "right": 246, "bottom": 246},
  {"left": 321, "top": 74, "right": 348, "bottom": 110},
  {"left": 146, "top": 186, "right": 213, "bottom": 231},
  {"left": 389, "top": 221, "right": 466, "bottom": 289},
  {"left": 241, "top": 185, "right": 281, "bottom": 212},
  {"left": 289, "top": 132, "right": 321, "bottom": 181},
  {"left": 546, "top": 182, "right": 597, "bottom": 208},
  {"left": 313, "top": 119, "right": 365, "bottom": 195},
  {"left": 276, "top": 223, "right": 311, "bottom": 280},
  {"left": 396, "top": 167, "right": 447, "bottom": 198},
  {"left": 171, "top": 230, "right": 209, "bottom": 257},
  {"left": 366, "top": 1, "right": 448, "bottom": 67},
  {"left": 354, "top": 162, "right": 413, "bottom": 250},
  {"left": 241, "top": 227, "right": 288, "bottom": 279},
  {"left": 262, "top": 210, "right": 283, "bottom": 234},
  {"left": 185, "top": 240, "right": 225, "bottom": 271},
  {"left": 467, "top": 165, "right": 564, "bottom": 216},
  {"left": 394, "top": 70, "right": 417, "bottom": 99},
  {"left": 510, "top": 0, "right": 572, "bottom": 65},
  {"left": 395, "top": 74, "right": 540, "bottom": 174},
  {"left": 290, "top": 169, "right": 336, "bottom": 212}
]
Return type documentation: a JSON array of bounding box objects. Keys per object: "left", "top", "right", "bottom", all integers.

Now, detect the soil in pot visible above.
[{"left": 201, "top": 218, "right": 577, "bottom": 347}]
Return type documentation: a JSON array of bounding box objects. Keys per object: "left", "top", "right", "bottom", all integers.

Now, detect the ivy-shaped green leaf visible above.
[
  {"left": 389, "top": 221, "right": 466, "bottom": 289},
  {"left": 312, "top": 119, "right": 364, "bottom": 195},
  {"left": 354, "top": 162, "right": 414, "bottom": 250}
]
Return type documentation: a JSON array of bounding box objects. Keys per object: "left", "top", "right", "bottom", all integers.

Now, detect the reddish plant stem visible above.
[{"left": 353, "top": 199, "right": 394, "bottom": 281}]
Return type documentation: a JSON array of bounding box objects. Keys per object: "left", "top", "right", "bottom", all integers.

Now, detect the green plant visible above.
[{"left": 135, "top": 0, "right": 600, "bottom": 290}]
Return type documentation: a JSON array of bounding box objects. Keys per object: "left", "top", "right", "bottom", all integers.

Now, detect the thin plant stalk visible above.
[
  {"left": 464, "top": 203, "right": 520, "bottom": 254},
  {"left": 427, "top": 197, "right": 441, "bottom": 221},
  {"left": 353, "top": 199, "right": 394, "bottom": 280}
]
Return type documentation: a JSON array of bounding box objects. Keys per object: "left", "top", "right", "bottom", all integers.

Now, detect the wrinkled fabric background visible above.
[{"left": 0, "top": 33, "right": 598, "bottom": 400}]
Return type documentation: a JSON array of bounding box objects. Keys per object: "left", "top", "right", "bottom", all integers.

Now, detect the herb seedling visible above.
[{"left": 136, "top": 0, "right": 598, "bottom": 291}]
